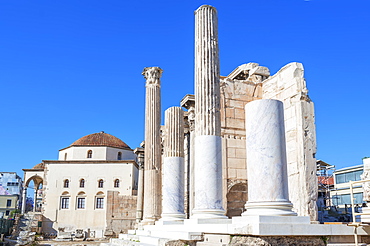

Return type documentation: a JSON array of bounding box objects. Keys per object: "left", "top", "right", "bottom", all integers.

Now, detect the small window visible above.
[
  {"left": 96, "top": 197, "right": 104, "bottom": 209},
  {"left": 87, "top": 150, "right": 92, "bottom": 158},
  {"left": 5, "top": 211, "right": 10, "bottom": 216},
  {"left": 114, "top": 179, "right": 120, "bottom": 188},
  {"left": 117, "top": 152, "right": 122, "bottom": 160},
  {"left": 80, "top": 179, "right": 85, "bottom": 188},
  {"left": 64, "top": 179, "right": 69, "bottom": 188},
  {"left": 6, "top": 199, "right": 11, "bottom": 207},
  {"left": 77, "top": 197, "right": 85, "bottom": 209},
  {"left": 64, "top": 153, "right": 67, "bottom": 160},
  {"left": 98, "top": 179, "right": 104, "bottom": 188},
  {"left": 61, "top": 197, "right": 69, "bottom": 209}
]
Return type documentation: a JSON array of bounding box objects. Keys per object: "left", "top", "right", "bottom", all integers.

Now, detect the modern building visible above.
[
  {"left": 0, "top": 172, "right": 23, "bottom": 218},
  {"left": 0, "top": 172, "right": 22, "bottom": 196},
  {"left": 330, "top": 163, "right": 364, "bottom": 208},
  {"left": 0, "top": 191, "right": 19, "bottom": 218},
  {"left": 23, "top": 131, "right": 139, "bottom": 238}
]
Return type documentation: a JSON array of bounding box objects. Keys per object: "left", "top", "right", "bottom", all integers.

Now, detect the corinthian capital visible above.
[{"left": 142, "top": 67, "right": 163, "bottom": 86}]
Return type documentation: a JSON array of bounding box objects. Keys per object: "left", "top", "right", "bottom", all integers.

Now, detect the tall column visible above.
[
  {"left": 192, "top": 5, "right": 226, "bottom": 219},
  {"left": 134, "top": 147, "right": 145, "bottom": 223},
  {"left": 243, "top": 99, "right": 296, "bottom": 216},
  {"left": 142, "top": 67, "right": 163, "bottom": 224},
  {"left": 21, "top": 188, "right": 27, "bottom": 214},
  {"left": 33, "top": 187, "right": 38, "bottom": 212},
  {"left": 161, "top": 107, "right": 186, "bottom": 221}
]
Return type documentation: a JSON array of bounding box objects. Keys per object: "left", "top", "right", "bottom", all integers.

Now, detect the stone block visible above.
[
  {"left": 225, "top": 108, "right": 234, "bottom": 118},
  {"left": 227, "top": 148, "right": 236, "bottom": 158},
  {"left": 235, "top": 148, "right": 246, "bottom": 158},
  {"left": 234, "top": 108, "right": 245, "bottom": 119},
  {"left": 228, "top": 158, "right": 246, "bottom": 169},
  {"left": 228, "top": 169, "right": 237, "bottom": 179},
  {"left": 226, "top": 118, "right": 245, "bottom": 129}
]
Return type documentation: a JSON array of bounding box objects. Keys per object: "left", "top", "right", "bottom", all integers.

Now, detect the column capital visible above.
[{"left": 142, "top": 67, "right": 163, "bottom": 86}]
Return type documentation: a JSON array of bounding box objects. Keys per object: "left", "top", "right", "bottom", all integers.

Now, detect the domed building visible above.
[{"left": 24, "top": 132, "right": 139, "bottom": 238}]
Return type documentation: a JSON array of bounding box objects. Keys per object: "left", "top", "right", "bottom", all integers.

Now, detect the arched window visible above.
[
  {"left": 63, "top": 179, "right": 69, "bottom": 188},
  {"left": 98, "top": 179, "right": 104, "bottom": 188},
  {"left": 114, "top": 179, "right": 119, "bottom": 188},
  {"left": 60, "top": 192, "right": 70, "bottom": 209},
  {"left": 96, "top": 192, "right": 104, "bottom": 209},
  {"left": 80, "top": 179, "right": 85, "bottom": 188},
  {"left": 117, "top": 152, "right": 122, "bottom": 160},
  {"left": 76, "top": 192, "right": 86, "bottom": 209},
  {"left": 64, "top": 153, "right": 67, "bottom": 160},
  {"left": 87, "top": 150, "right": 92, "bottom": 158}
]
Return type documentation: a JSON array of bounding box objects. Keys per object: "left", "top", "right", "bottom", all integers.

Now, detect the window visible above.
[
  {"left": 77, "top": 198, "right": 85, "bottom": 209},
  {"left": 87, "top": 150, "right": 92, "bottom": 158},
  {"left": 114, "top": 179, "right": 119, "bottom": 188},
  {"left": 332, "top": 192, "right": 364, "bottom": 206},
  {"left": 64, "top": 153, "right": 67, "bottom": 160},
  {"left": 98, "top": 179, "right": 104, "bottom": 188},
  {"left": 335, "top": 170, "right": 363, "bottom": 184},
  {"left": 96, "top": 197, "right": 104, "bottom": 209},
  {"left": 5, "top": 211, "right": 10, "bottom": 216},
  {"left": 117, "top": 152, "right": 122, "bottom": 160},
  {"left": 80, "top": 179, "right": 85, "bottom": 188},
  {"left": 6, "top": 199, "right": 11, "bottom": 207},
  {"left": 61, "top": 197, "right": 69, "bottom": 209},
  {"left": 64, "top": 179, "right": 69, "bottom": 188}
]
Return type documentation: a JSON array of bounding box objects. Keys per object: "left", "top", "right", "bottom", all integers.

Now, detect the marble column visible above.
[
  {"left": 243, "top": 99, "right": 296, "bottom": 216},
  {"left": 192, "top": 5, "right": 226, "bottom": 219},
  {"left": 21, "top": 188, "right": 27, "bottom": 214},
  {"left": 161, "top": 107, "right": 186, "bottom": 221},
  {"left": 134, "top": 147, "right": 145, "bottom": 223},
  {"left": 142, "top": 67, "right": 163, "bottom": 224},
  {"left": 33, "top": 187, "right": 38, "bottom": 212}
]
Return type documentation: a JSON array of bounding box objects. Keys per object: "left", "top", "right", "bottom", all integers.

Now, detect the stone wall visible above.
[
  {"left": 219, "top": 62, "right": 267, "bottom": 214},
  {"left": 105, "top": 191, "right": 137, "bottom": 237}
]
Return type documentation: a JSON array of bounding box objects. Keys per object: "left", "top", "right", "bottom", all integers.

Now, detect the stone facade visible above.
[{"left": 105, "top": 191, "right": 137, "bottom": 236}]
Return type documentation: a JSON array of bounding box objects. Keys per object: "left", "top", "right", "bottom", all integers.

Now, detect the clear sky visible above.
[{"left": 1, "top": 0, "right": 369, "bottom": 179}]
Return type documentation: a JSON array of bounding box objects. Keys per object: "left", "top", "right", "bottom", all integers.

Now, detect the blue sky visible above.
[{"left": 1, "top": 0, "right": 369, "bottom": 179}]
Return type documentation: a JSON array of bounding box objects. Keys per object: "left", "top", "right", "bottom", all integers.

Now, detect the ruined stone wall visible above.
[
  {"left": 261, "top": 62, "right": 318, "bottom": 221},
  {"left": 105, "top": 191, "right": 137, "bottom": 237},
  {"left": 219, "top": 63, "right": 266, "bottom": 216}
]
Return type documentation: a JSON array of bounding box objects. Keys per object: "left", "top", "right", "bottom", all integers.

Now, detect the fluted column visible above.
[
  {"left": 161, "top": 107, "right": 186, "bottom": 221},
  {"left": 142, "top": 67, "right": 163, "bottom": 224},
  {"left": 134, "top": 148, "right": 145, "bottom": 223},
  {"left": 192, "top": 5, "right": 226, "bottom": 219},
  {"left": 243, "top": 99, "right": 296, "bottom": 216}
]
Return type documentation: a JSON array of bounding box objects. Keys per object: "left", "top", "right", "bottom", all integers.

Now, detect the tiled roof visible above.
[
  {"left": 71, "top": 132, "right": 130, "bottom": 149},
  {"left": 33, "top": 163, "right": 45, "bottom": 169},
  {"left": 318, "top": 176, "right": 334, "bottom": 186}
]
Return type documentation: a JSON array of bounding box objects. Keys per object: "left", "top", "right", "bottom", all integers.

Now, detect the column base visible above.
[
  {"left": 243, "top": 201, "right": 297, "bottom": 216},
  {"left": 160, "top": 213, "right": 186, "bottom": 222},
  {"left": 191, "top": 209, "right": 228, "bottom": 219}
]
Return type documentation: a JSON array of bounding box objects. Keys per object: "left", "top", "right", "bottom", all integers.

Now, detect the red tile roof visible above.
[
  {"left": 71, "top": 132, "right": 130, "bottom": 150},
  {"left": 318, "top": 176, "right": 334, "bottom": 186}
]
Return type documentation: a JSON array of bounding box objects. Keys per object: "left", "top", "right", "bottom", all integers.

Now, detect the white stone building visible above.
[{"left": 23, "top": 131, "right": 139, "bottom": 238}]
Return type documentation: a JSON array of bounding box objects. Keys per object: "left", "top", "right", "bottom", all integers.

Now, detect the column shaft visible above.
[
  {"left": 192, "top": 5, "right": 225, "bottom": 219},
  {"left": 161, "top": 107, "right": 185, "bottom": 221},
  {"left": 142, "top": 67, "right": 163, "bottom": 224},
  {"left": 243, "top": 99, "right": 296, "bottom": 216}
]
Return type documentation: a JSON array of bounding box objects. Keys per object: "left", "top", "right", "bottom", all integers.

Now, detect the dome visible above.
[{"left": 71, "top": 132, "right": 131, "bottom": 149}]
